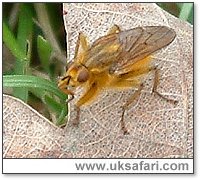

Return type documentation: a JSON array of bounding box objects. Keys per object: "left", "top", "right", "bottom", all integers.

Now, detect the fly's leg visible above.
[
  {"left": 113, "top": 66, "right": 153, "bottom": 134},
  {"left": 73, "top": 81, "right": 99, "bottom": 126},
  {"left": 119, "top": 66, "right": 178, "bottom": 104},
  {"left": 107, "top": 24, "right": 121, "bottom": 34},
  {"left": 70, "top": 32, "right": 90, "bottom": 125},
  {"left": 76, "top": 82, "right": 99, "bottom": 107},
  {"left": 121, "top": 84, "right": 144, "bottom": 135},
  {"left": 72, "top": 106, "right": 80, "bottom": 126},
  {"left": 74, "top": 32, "right": 89, "bottom": 60},
  {"left": 57, "top": 86, "right": 76, "bottom": 126},
  {"left": 75, "top": 24, "right": 121, "bottom": 58},
  {"left": 58, "top": 85, "right": 75, "bottom": 104},
  {"left": 112, "top": 65, "right": 178, "bottom": 134},
  {"left": 152, "top": 67, "right": 178, "bottom": 104},
  {"left": 109, "top": 76, "right": 143, "bottom": 134},
  {"left": 75, "top": 25, "right": 120, "bottom": 60}
]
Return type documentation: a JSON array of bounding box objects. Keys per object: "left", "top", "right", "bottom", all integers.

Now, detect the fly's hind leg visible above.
[
  {"left": 114, "top": 66, "right": 178, "bottom": 134},
  {"left": 119, "top": 66, "right": 178, "bottom": 104},
  {"left": 152, "top": 67, "right": 178, "bottom": 104}
]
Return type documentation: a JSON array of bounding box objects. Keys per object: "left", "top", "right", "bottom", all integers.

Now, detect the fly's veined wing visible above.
[
  {"left": 109, "top": 26, "right": 176, "bottom": 75},
  {"left": 84, "top": 34, "right": 122, "bottom": 70}
]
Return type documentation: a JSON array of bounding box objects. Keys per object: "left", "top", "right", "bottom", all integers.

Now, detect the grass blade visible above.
[
  {"left": 3, "top": 75, "right": 67, "bottom": 100},
  {"left": 179, "top": 3, "right": 193, "bottom": 21},
  {"left": 13, "top": 3, "right": 34, "bottom": 102},
  {"left": 3, "top": 22, "right": 27, "bottom": 61}
]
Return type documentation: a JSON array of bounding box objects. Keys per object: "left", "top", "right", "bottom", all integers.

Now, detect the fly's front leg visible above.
[
  {"left": 58, "top": 86, "right": 78, "bottom": 126},
  {"left": 58, "top": 84, "right": 75, "bottom": 104},
  {"left": 73, "top": 81, "right": 99, "bottom": 126},
  {"left": 72, "top": 105, "right": 80, "bottom": 126},
  {"left": 74, "top": 32, "right": 89, "bottom": 60}
]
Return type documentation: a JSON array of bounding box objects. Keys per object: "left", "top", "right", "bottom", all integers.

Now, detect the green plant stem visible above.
[{"left": 34, "top": 3, "right": 67, "bottom": 64}]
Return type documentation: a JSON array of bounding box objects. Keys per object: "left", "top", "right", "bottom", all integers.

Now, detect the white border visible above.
[
  {"left": 3, "top": 159, "right": 193, "bottom": 174},
  {"left": 1, "top": 1, "right": 196, "bottom": 178}
]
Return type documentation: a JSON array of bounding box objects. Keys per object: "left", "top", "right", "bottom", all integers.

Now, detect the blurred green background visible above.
[
  {"left": 157, "top": 2, "right": 193, "bottom": 24},
  {"left": 3, "top": 3, "right": 193, "bottom": 126}
]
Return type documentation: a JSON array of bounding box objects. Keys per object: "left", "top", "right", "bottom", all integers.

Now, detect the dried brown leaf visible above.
[
  {"left": 63, "top": 3, "right": 193, "bottom": 158},
  {"left": 3, "top": 94, "right": 66, "bottom": 158}
]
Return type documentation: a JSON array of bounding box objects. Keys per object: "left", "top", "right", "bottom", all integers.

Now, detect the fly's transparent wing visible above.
[{"left": 109, "top": 26, "right": 176, "bottom": 74}]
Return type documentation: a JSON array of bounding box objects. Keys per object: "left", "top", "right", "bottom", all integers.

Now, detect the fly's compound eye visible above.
[{"left": 77, "top": 69, "right": 89, "bottom": 83}]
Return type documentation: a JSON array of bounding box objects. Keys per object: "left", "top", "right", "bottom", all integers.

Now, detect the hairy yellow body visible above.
[{"left": 58, "top": 25, "right": 176, "bottom": 134}]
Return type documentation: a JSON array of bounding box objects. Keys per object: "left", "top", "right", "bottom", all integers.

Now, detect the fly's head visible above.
[{"left": 58, "top": 62, "right": 89, "bottom": 89}]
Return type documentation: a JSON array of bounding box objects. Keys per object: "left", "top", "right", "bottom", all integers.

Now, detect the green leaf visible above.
[
  {"left": 37, "top": 35, "right": 52, "bottom": 73},
  {"left": 3, "top": 22, "right": 27, "bottom": 61},
  {"left": 44, "top": 94, "right": 65, "bottom": 113},
  {"left": 179, "top": 3, "right": 193, "bottom": 22},
  {"left": 176, "top": 3, "right": 183, "bottom": 10},
  {"left": 57, "top": 108, "right": 68, "bottom": 126},
  {"left": 44, "top": 95, "right": 67, "bottom": 125},
  {"left": 187, "top": 8, "right": 193, "bottom": 25},
  {"left": 3, "top": 75, "right": 67, "bottom": 100},
  {"left": 13, "top": 4, "right": 34, "bottom": 102},
  {"left": 4, "top": 75, "right": 68, "bottom": 126}
]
